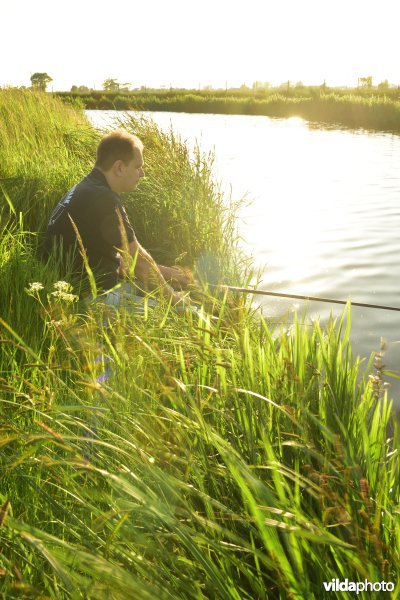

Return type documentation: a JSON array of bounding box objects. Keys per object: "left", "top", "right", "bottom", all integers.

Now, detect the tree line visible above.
[{"left": 25, "top": 74, "right": 398, "bottom": 93}]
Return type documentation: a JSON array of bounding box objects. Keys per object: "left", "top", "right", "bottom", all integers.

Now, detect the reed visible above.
[
  {"left": 58, "top": 89, "right": 400, "bottom": 134},
  {"left": 0, "top": 89, "right": 399, "bottom": 599}
]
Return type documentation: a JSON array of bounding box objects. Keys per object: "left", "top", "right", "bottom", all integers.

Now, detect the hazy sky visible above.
[{"left": 1, "top": 0, "right": 398, "bottom": 90}]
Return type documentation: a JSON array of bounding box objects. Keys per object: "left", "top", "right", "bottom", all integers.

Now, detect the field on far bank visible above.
[
  {"left": 0, "top": 89, "right": 399, "bottom": 598},
  {"left": 57, "top": 86, "right": 400, "bottom": 134}
]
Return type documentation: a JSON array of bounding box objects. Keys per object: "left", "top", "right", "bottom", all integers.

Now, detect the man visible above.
[{"left": 44, "top": 129, "right": 190, "bottom": 309}]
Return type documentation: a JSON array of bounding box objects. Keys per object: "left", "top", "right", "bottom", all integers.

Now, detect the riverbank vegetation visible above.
[
  {"left": 0, "top": 89, "right": 399, "bottom": 598},
  {"left": 57, "top": 85, "right": 400, "bottom": 134}
]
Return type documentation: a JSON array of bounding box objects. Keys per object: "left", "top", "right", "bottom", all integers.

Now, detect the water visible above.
[{"left": 87, "top": 110, "right": 400, "bottom": 404}]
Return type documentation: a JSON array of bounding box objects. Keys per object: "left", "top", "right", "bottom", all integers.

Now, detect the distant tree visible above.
[
  {"left": 30, "top": 72, "right": 53, "bottom": 91},
  {"left": 71, "top": 85, "right": 91, "bottom": 93},
  {"left": 358, "top": 76, "right": 373, "bottom": 89},
  {"left": 120, "top": 82, "right": 131, "bottom": 91},
  {"left": 320, "top": 80, "right": 327, "bottom": 91},
  {"left": 377, "top": 79, "right": 389, "bottom": 91},
  {"left": 103, "top": 78, "right": 120, "bottom": 91}
]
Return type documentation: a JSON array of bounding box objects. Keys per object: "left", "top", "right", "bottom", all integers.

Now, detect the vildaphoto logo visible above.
[{"left": 323, "top": 579, "right": 394, "bottom": 594}]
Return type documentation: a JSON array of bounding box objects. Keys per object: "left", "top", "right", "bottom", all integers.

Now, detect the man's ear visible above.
[{"left": 113, "top": 160, "right": 125, "bottom": 176}]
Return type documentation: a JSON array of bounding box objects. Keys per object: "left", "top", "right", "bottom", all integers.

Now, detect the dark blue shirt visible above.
[{"left": 44, "top": 168, "right": 135, "bottom": 291}]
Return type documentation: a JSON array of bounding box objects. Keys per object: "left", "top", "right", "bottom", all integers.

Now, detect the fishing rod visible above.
[{"left": 216, "top": 285, "right": 400, "bottom": 313}]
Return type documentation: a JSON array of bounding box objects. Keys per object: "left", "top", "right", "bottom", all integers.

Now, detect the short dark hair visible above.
[{"left": 95, "top": 129, "right": 143, "bottom": 171}]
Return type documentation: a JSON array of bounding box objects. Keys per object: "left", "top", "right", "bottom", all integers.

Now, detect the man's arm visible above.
[{"left": 120, "top": 238, "right": 184, "bottom": 302}]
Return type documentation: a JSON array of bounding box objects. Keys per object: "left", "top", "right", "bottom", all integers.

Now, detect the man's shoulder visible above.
[
  {"left": 71, "top": 169, "right": 120, "bottom": 210},
  {"left": 77, "top": 168, "right": 116, "bottom": 198}
]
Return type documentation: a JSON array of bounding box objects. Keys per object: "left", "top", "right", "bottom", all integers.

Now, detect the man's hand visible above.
[
  {"left": 125, "top": 240, "right": 197, "bottom": 313},
  {"left": 159, "top": 265, "right": 193, "bottom": 288}
]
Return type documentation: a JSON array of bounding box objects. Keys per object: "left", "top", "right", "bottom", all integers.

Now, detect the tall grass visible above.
[
  {"left": 0, "top": 89, "right": 399, "bottom": 599},
  {"left": 0, "top": 88, "right": 98, "bottom": 232}
]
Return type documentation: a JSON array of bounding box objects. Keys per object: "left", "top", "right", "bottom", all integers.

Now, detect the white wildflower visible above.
[
  {"left": 28, "top": 282, "right": 44, "bottom": 292},
  {"left": 54, "top": 281, "right": 72, "bottom": 293},
  {"left": 51, "top": 291, "right": 78, "bottom": 303}
]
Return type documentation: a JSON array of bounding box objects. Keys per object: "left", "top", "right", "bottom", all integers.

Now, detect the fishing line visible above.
[{"left": 216, "top": 285, "right": 400, "bottom": 313}]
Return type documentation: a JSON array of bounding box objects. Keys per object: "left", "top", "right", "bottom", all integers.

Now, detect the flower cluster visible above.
[
  {"left": 53, "top": 281, "right": 73, "bottom": 293},
  {"left": 27, "top": 282, "right": 44, "bottom": 294},
  {"left": 51, "top": 281, "right": 78, "bottom": 302},
  {"left": 26, "top": 281, "right": 79, "bottom": 303}
]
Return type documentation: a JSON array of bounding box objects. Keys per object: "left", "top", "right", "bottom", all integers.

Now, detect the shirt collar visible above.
[{"left": 89, "top": 167, "right": 111, "bottom": 189}]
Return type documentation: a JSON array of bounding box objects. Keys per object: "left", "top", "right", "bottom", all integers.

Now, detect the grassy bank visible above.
[
  {"left": 57, "top": 88, "right": 400, "bottom": 134},
  {"left": 0, "top": 90, "right": 399, "bottom": 598}
]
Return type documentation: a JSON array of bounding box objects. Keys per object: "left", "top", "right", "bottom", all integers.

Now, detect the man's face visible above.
[{"left": 120, "top": 148, "right": 145, "bottom": 192}]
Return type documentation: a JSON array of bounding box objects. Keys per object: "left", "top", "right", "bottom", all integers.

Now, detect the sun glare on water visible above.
[{"left": 239, "top": 118, "right": 344, "bottom": 292}]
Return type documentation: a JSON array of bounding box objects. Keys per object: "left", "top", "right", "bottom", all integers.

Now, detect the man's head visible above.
[{"left": 95, "top": 129, "right": 145, "bottom": 194}]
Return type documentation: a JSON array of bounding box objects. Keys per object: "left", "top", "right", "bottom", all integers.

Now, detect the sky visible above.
[{"left": 1, "top": 0, "right": 399, "bottom": 91}]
